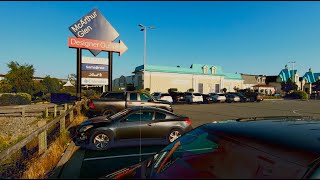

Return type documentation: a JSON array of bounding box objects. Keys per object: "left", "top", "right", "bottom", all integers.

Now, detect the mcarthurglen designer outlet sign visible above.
[{"left": 69, "top": 8, "right": 120, "bottom": 56}]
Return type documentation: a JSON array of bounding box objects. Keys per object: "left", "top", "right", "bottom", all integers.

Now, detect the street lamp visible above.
[
  {"left": 138, "top": 24, "right": 155, "bottom": 71},
  {"left": 288, "top": 61, "right": 296, "bottom": 83}
]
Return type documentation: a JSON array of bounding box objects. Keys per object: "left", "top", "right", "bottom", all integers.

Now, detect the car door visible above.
[
  {"left": 138, "top": 93, "right": 155, "bottom": 107},
  {"left": 115, "top": 110, "right": 155, "bottom": 141}
]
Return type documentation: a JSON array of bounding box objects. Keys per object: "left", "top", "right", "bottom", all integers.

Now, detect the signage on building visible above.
[{"left": 69, "top": 8, "right": 119, "bottom": 56}]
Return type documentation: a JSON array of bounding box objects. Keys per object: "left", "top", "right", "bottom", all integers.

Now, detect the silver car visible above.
[{"left": 209, "top": 93, "right": 226, "bottom": 103}]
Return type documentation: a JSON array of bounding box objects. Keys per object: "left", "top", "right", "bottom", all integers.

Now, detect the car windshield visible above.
[
  {"left": 153, "top": 93, "right": 160, "bottom": 96},
  {"left": 194, "top": 93, "right": 201, "bottom": 96},
  {"left": 146, "top": 126, "right": 219, "bottom": 177}
]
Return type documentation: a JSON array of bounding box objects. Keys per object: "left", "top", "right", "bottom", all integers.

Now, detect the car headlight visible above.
[{"left": 79, "top": 125, "right": 94, "bottom": 132}]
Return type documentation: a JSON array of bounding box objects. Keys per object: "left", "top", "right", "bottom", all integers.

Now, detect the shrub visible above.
[
  {"left": 290, "top": 90, "right": 309, "bottom": 100},
  {"left": 137, "top": 89, "right": 151, "bottom": 96},
  {"left": 83, "top": 89, "right": 99, "bottom": 99},
  {"left": 188, "top": 88, "right": 194, "bottom": 92},
  {"left": 168, "top": 88, "right": 178, "bottom": 93},
  {"left": 145, "top": 88, "right": 150, "bottom": 92},
  {"left": 0, "top": 93, "right": 31, "bottom": 106}
]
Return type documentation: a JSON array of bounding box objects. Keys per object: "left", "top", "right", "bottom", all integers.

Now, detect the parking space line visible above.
[
  {"left": 293, "top": 109, "right": 303, "bottom": 115},
  {"left": 83, "top": 152, "right": 157, "bottom": 161}
]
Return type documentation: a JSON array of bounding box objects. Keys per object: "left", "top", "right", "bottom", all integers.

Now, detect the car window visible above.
[
  {"left": 109, "top": 108, "right": 132, "bottom": 120},
  {"left": 140, "top": 93, "right": 151, "bottom": 101},
  {"left": 103, "top": 92, "right": 124, "bottom": 100},
  {"left": 126, "top": 111, "right": 154, "bottom": 122},
  {"left": 194, "top": 93, "right": 201, "bottom": 96},
  {"left": 150, "top": 127, "right": 219, "bottom": 175},
  {"left": 153, "top": 93, "right": 160, "bottom": 96},
  {"left": 129, "top": 93, "right": 138, "bottom": 101},
  {"left": 162, "top": 93, "right": 170, "bottom": 96},
  {"left": 155, "top": 112, "right": 167, "bottom": 120}
]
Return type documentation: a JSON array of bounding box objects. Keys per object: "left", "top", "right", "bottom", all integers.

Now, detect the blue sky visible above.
[{"left": 0, "top": 1, "right": 320, "bottom": 79}]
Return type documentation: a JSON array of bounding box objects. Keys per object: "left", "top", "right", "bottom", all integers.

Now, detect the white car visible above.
[
  {"left": 151, "top": 92, "right": 173, "bottom": 103},
  {"left": 209, "top": 93, "right": 226, "bottom": 103},
  {"left": 185, "top": 92, "right": 203, "bottom": 104}
]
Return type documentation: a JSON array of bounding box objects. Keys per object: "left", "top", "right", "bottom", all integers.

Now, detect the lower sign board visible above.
[
  {"left": 81, "top": 78, "right": 108, "bottom": 85},
  {"left": 82, "top": 71, "right": 108, "bottom": 78},
  {"left": 82, "top": 64, "right": 108, "bottom": 71}
]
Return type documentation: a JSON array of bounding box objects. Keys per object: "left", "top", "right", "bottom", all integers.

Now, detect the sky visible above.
[{"left": 0, "top": 1, "right": 320, "bottom": 79}]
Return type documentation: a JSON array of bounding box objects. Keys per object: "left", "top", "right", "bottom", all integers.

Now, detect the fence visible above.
[
  {"left": 0, "top": 104, "right": 68, "bottom": 119},
  {"left": 0, "top": 100, "right": 84, "bottom": 166}
]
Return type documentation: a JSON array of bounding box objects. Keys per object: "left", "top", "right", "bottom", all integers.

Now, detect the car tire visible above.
[
  {"left": 167, "top": 129, "right": 183, "bottom": 143},
  {"left": 89, "top": 131, "right": 111, "bottom": 150},
  {"left": 102, "top": 108, "right": 116, "bottom": 117}
]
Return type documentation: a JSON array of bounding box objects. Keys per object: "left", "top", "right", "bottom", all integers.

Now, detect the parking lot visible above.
[{"left": 58, "top": 100, "right": 320, "bottom": 178}]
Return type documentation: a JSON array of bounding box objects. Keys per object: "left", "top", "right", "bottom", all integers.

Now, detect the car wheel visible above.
[
  {"left": 102, "top": 108, "right": 116, "bottom": 117},
  {"left": 90, "top": 131, "right": 111, "bottom": 150},
  {"left": 167, "top": 129, "right": 183, "bottom": 143}
]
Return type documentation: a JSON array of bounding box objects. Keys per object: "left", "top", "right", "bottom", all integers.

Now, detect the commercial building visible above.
[{"left": 114, "top": 64, "right": 244, "bottom": 94}]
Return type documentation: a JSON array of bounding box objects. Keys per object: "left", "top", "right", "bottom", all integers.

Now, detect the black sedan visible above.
[
  {"left": 201, "top": 94, "right": 213, "bottom": 104},
  {"left": 74, "top": 106, "right": 193, "bottom": 150}
]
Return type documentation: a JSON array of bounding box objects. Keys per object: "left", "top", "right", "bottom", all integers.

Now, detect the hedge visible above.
[
  {"left": 0, "top": 93, "right": 32, "bottom": 106},
  {"left": 290, "top": 90, "right": 309, "bottom": 100}
]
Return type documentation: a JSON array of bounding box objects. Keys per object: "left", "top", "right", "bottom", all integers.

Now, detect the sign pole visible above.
[
  {"left": 77, "top": 48, "right": 82, "bottom": 101},
  {"left": 108, "top": 52, "right": 113, "bottom": 91}
]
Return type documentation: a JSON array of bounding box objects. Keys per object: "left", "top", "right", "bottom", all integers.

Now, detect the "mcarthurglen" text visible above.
[{"left": 71, "top": 11, "right": 97, "bottom": 37}]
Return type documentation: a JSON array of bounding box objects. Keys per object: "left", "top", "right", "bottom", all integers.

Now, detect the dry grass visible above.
[
  {"left": 21, "top": 114, "right": 87, "bottom": 179},
  {"left": 0, "top": 135, "right": 26, "bottom": 152}
]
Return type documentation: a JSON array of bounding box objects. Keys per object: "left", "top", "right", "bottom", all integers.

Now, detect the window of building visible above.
[
  {"left": 202, "top": 65, "right": 208, "bottom": 74},
  {"left": 211, "top": 66, "right": 216, "bottom": 75}
]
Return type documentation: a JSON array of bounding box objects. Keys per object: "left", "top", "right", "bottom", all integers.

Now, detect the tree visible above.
[
  {"left": 4, "top": 61, "right": 35, "bottom": 95},
  {"left": 312, "top": 80, "right": 320, "bottom": 92},
  {"left": 281, "top": 78, "right": 298, "bottom": 93},
  {"left": 42, "top": 75, "right": 62, "bottom": 93},
  {"left": 222, "top": 88, "right": 227, "bottom": 93},
  {"left": 0, "top": 80, "right": 12, "bottom": 93}
]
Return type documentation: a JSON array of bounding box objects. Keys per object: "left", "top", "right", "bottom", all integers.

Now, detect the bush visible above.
[
  {"left": 137, "top": 89, "right": 150, "bottom": 96},
  {"left": 188, "top": 88, "right": 194, "bottom": 92},
  {"left": 168, "top": 88, "right": 178, "bottom": 93},
  {"left": 83, "top": 89, "right": 99, "bottom": 99},
  {"left": 289, "top": 90, "right": 309, "bottom": 100},
  {"left": 0, "top": 93, "right": 31, "bottom": 106}
]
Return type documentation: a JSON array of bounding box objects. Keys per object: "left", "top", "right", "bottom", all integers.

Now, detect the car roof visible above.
[
  {"left": 126, "top": 106, "right": 176, "bottom": 115},
  {"left": 203, "top": 117, "right": 320, "bottom": 167}
]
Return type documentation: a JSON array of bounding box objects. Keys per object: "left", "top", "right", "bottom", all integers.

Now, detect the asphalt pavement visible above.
[{"left": 57, "top": 99, "right": 320, "bottom": 179}]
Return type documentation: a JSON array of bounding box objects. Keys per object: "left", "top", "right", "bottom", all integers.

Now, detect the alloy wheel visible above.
[
  {"left": 93, "top": 134, "right": 109, "bottom": 149},
  {"left": 169, "top": 130, "right": 181, "bottom": 143}
]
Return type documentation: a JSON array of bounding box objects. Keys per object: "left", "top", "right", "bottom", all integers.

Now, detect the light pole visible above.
[
  {"left": 288, "top": 61, "right": 296, "bottom": 83},
  {"left": 138, "top": 24, "right": 155, "bottom": 71}
]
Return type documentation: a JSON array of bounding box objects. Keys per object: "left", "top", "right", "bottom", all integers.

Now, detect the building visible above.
[
  {"left": 266, "top": 65, "right": 300, "bottom": 94},
  {"left": 0, "top": 74, "right": 5, "bottom": 81},
  {"left": 301, "top": 68, "right": 320, "bottom": 94},
  {"left": 114, "top": 64, "right": 244, "bottom": 94},
  {"left": 240, "top": 74, "right": 267, "bottom": 89}
]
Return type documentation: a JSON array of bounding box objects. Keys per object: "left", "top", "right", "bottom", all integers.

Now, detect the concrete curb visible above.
[
  {"left": 263, "top": 99, "right": 284, "bottom": 101},
  {"left": 49, "top": 141, "right": 78, "bottom": 179}
]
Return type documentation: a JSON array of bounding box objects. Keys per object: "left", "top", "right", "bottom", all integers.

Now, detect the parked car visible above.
[
  {"left": 87, "top": 91, "right": 173, "bottom": 118},
  {"left": 227, "top": 92, "right": 249, "bottom": 102},
  {"left": 151, "top": 92, "right": 173, "bottom": 103},
  {"left": 209, "top": 93, "right": 226, "bottom": 103},
  {"left": 201, "top": 94, "right": 213, "bottom": 104},
  {"left": 103, "top": 116, "right": 320, "bottom": 179},
  {"left": 169, "top": 92, "right": 186, "bottom": 104},
  {"left": 241, "top": 91, "right": 264, "bottom": 102},
  {"left": 74, "top": 106, "right": 193, "bottom": 150},
  {"left": 225, "top": 94, "right": 241, "bottom": 103},
  {"left": 310, "top": 92, "right": 320, "bottom": 100},
  {"left": 184, "top": 92, "right": 203, "bottom": 104}
]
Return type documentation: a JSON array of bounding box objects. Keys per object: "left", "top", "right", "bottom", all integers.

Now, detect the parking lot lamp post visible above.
[{"left": 138, "top": 24, "right": 155, "bottom": 72}]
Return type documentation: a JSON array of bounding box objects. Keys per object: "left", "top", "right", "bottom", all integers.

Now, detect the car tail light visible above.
[
  {"left": 185, "top": 118, "right": 191, "bottom": 125},
  {"left": 89, "top": 101, "right": 95, "bottom": 109},
  {"left": 161, "top": 95, "right": 164, "bottom": 98}
]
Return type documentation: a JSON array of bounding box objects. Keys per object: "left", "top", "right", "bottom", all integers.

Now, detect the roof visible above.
[
  {"left": 241, "top": 74, "right": 258, "bottom": 84},
  {"left": 278, "top": 69, "right": 298, "bottom": 82},
  {"left": 204, "top": 118, "right": 320, "bottom": 166},
  {"left": 252, "top": 84, "right": 275, "bottom": 88},
  {"left": 266, "top": 76, "right": 278, "bottom": 83},
  {"left": 302, "top": 72, "right": 320, "bottom": 84},
  {"left": 133, "top": 64, "right": 242, "bottom": 80}
]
